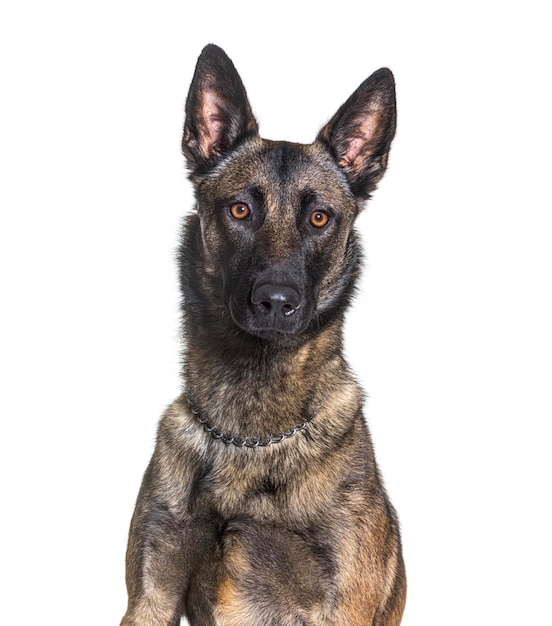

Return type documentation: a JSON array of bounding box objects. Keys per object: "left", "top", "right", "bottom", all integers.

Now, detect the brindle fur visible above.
[{"left": 121, "top": 44, "right": 406, "bottom": 626}]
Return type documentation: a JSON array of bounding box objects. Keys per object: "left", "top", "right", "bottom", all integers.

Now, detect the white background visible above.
[{"left": 1, "top": 1, "right": 550, "bottom": 624}]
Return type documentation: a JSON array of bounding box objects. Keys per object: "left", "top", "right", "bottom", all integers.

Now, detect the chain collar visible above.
[{"left": 185, "top": 395, "right": 324, "bottom": 448}]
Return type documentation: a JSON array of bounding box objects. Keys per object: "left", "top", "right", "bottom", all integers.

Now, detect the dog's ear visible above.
[
  {"left": 182, "top": 44, "right": 259, "bottom": 177},
  {"left": 317, "top": 68, "right": 396, "bottom": 200}
]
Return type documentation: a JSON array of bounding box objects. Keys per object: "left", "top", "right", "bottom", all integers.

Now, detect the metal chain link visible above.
[{"left": 185, "top": 395, "right": 323, "bottom": 448}]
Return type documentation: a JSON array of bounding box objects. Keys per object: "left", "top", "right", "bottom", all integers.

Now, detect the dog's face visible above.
[
  {"left": 181, "top": 45, "right": 396, "bottom": 342},
  {"left": 194, "top": 139, "right": 359, "bottom": 340}
]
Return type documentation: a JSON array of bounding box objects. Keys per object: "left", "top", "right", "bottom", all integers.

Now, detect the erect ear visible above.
[
  {"left": 317, "top": 68, "right": 396, "bottom": 200},
  {"left": 182, "top": 44, "right": 259, "bottom": 178}
]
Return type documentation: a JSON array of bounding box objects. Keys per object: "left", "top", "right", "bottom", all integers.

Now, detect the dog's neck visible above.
[{"left": 182, "top": 315, "right": 351, "bottom": 436}]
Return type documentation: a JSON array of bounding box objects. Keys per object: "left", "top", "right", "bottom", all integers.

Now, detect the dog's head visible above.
[{"left": 180, "top": 45, "right": 396, "bottom": 343}]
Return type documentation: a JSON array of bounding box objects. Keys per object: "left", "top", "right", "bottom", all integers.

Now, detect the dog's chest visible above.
[
  {"left": 192, "top": 451, "right": 293, "bottom": 520},
  {"left": 219, "top": 476, "right": 281, "bottom": 520},
  {"left": 185, "top": 452, "right": 342, "bottom": 623},
  {"left": 207, "top": 514, "right": 338, "bottom": 626}
]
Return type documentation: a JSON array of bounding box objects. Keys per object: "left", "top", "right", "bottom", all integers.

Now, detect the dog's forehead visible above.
[{"left": 202, "top": 138, "right": 355, "bottom": 209}]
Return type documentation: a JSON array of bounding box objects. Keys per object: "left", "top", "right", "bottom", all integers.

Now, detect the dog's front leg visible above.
[{"left": 120, "top": 461, "right": 191, "bottom": 626}]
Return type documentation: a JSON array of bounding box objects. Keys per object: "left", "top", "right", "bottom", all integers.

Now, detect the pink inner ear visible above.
[
  {"left": 199, "top": 90, "right": 227, "bottom": 156},
  {"left": 340, "top": 113, "right": 381, "bottom": 172},
  {"left": 345, "top": 136, "right": 368, "bottom": 164}
]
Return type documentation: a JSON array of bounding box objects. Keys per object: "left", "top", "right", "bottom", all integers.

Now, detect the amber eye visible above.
[
  {"left": 229, "top": 202, "right": 250, "bottom": 220},
  {"left": 310, "top": 210, "right": 330, "bottom": 228}
]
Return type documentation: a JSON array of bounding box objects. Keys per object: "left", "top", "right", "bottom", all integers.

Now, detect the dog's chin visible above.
[
  {"left": 243, "top": 326, "right": 301, "bottom": 341},
  {"left": 233, "top": 318, "right": 307, "bottom": 342}
]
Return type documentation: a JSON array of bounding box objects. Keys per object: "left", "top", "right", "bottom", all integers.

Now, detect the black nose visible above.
[{"left": 251, "top": 283, "right": 301, "bottom": 320}]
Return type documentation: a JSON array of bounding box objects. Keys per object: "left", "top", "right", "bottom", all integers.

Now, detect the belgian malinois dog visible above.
[{"left": 121, "top": 44, "right": 406, "bottom": 626}]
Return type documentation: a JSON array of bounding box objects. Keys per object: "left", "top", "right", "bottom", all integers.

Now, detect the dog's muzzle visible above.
[
  {"left": 228, "top": 277, "right": 311, "bottom": 338},
  {"left": 226, "top": 268, "right": 313, "bottom": 338}
]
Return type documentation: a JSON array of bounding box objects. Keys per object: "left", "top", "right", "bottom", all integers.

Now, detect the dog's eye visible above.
[
  {"left": 229, "top": 202, "right": 251, "bottom": 220},
  {"left": 310, "top": 211, "right": 330, "bottom": 228}
]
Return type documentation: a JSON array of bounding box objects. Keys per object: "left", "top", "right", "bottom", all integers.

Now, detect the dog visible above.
[{"left": 121, "top": 44, "right": 406, "bottom": 626}]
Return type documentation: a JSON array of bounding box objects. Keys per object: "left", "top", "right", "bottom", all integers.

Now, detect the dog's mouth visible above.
[{"left": 246, "top": 327, "right": 299, "bottom": 340}]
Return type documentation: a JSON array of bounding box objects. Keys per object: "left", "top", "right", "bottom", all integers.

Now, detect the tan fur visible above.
[{"left": 121, "top": 590, "right": 180, "bottom": 626}]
